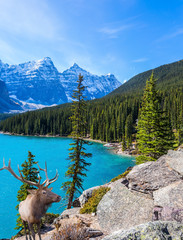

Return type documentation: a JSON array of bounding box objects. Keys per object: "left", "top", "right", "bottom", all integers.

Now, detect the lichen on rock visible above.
[{"left": 102, "top": 221, "right": 183, "bottom": 240}]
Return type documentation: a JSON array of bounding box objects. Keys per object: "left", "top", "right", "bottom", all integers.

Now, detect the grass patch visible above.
[
  {"left": 80, "top": 187, "right": 110, "bottom": 214},
  {"left": 110, "top": 167, "right": 133, "bottom": 182},
  {"left": 41, "top": 212, "right": 60, "bottom": 225}
]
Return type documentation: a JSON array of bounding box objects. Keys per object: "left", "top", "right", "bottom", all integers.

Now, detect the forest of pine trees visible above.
[
  {"left": 1, "top": 86, "right": 183, "bottom": 145},
  {"left": 1, "top": 60, "right": 183, "bottom": 149}
]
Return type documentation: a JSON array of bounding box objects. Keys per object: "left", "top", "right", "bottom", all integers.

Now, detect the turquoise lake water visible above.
[{"left": 0, "top": 133, "right": 135, "bottom": 238}]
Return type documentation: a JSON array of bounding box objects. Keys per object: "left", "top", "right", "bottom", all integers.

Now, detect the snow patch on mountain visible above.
[
  {"left": 60, "top": 63, "right": 121, "bottom": 101},
  {"left": 0, "top": 57, "right": 121, "bottom": 112}
]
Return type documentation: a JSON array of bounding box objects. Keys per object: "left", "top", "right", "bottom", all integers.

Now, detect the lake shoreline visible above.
[{"left": 0, "top": 131, "right": 136, "bottom": 158}]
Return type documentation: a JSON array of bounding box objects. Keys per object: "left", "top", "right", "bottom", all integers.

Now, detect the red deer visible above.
[{"left": 0, "top": 159, "right": 61, "bottom": 240}]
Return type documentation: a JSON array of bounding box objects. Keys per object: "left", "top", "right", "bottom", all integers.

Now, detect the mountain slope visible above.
[
  {"left": 60, "top": 63, "right": 120, "bottom": 101},
  {"left": 0, "top": 80, "right": 22, "bottom": 113},
  {"left": 109, "top": 59, "right": 183, "bottom": 96},
  {"left": 0, "top": 57, "right": 67, "bottom": 105},
  {"left": 0, "top": 58, "right": 121, "bottom": 111},
  {"left": 1, "top": 59, "right": 183, "bottom": 142}
]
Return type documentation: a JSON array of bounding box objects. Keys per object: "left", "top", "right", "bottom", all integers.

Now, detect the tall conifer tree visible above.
[
  {"left": 136, "top": 73, "right": 174, "bottom": 163},
  {"left": 122, "top": 135, "right": 126, "bottom": 151},
  {"left": 61, "top": 74, "right": 92, "bottom": 209},
  {"left": 125, "top": 113, "right": 133, "bottom": 149},
  {"left": 15, "top": 151, "right": 39, "bottom": 230}
]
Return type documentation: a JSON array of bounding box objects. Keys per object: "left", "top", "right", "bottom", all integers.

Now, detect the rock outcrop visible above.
[
  {"left": 54, "top": 208, "right": 103, "bottom": 239},
  {"left": 165, "top": 148, "right": 183, "bottom": 175},
  {"left": 126, "top": 155, "right": 182, "bottom": 193},
  {"left": 153, "top": 181, "right": 183, "bottom": 209},
  {"left": 13, "top": 148, "right": 183, "bottom": 240},
  {"left": 97, "top": 180, "right": 154, "bottom": 233},
  {"left": 102, "top": 221, "right": 183, "bottom": 240},
  {"left": 97, "top": 149, "right": 183, "bottom": 235},
  {"left": 41, "top": 148, "right": 183, "bottom": 239}
]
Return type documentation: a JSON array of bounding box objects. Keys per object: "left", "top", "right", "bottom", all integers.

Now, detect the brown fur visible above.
[{"left": 19, "top": 186, "right": 61, "bottom": 239}]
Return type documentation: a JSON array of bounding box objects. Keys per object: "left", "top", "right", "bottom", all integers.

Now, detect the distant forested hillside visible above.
[
  {"left": 0, "top": 60, "right": 183, "bottom": 143},
  {"left": 109, "top": 60, "right": 183, "bottom": 96},
  {"left": 0, "top": 113, "right": 15, "bottom": 122}
]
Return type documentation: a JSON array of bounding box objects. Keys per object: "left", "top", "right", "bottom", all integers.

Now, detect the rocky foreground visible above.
[{"left": 15, "top": 148, "right": 183, "bottom": 239}]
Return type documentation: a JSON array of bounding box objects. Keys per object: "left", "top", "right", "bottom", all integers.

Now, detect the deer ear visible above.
[
  {"left": 27, "top": 189, "right": 37, "bottom": 195},
  {"left": 48, "top": 187, "right": 53, "bottom": 191}
]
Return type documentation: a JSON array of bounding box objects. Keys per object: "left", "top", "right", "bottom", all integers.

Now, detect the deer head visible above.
[{"left": 27, "top": 187, "right": 61, "bottom": 204}]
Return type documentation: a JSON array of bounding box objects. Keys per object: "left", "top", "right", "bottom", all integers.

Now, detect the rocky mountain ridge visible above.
[
  {"left": 0, "top": 80, "right": 22, "bottom": 113},
  {"left": 60, "top": 63, "right": 120, "bottom": 102},
  {"left": 0, "top": 58, "right": 121, "bottom": 112}
]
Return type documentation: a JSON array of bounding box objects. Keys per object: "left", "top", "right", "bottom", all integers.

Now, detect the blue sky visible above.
[{"left": 0, "top": 0, "right": 183, "bottom": 83}]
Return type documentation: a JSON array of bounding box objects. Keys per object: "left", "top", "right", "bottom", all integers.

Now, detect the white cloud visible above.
[
  {"left": 99, "top": 24, "right": 133, "bottom": 35},
  {"left": 157, "top": 28, "right": 183, "bottom": 42},
  {"left": 133, "top": 58, "right": 148, "bottom": 63},
  {"left": 99, "top": 24, "right": 134, "bottom": 38},
  {"left": 98, "top": 15, "right": 141, "bottom": 39}
]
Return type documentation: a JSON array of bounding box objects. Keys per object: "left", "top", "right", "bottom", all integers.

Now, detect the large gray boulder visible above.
[
  {"left": 97, "top": 180, "right": 154, "bottom": 233},
  {"left": 102, "top": 221, "right": 183, "bottom": 240},
  {"left": 126, "top": 155, "right": 182, "bottom": 193},
  {"left": 165, "top": 149, "right": 183, "bottom": 175},
  {"left": 153, "top": 181, "right": 183, "bottom": 209},
  {"left": 152, "top": 181, "right": 183, "bottom": 222}
]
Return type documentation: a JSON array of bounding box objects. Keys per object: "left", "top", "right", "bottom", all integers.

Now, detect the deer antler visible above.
[
  {"left": 0, "top": 158, "right": 41, "bottom": 187},
  {"left": 37, "top": 162, "right": 59, "bottom": 187},
  {"left": 0, "top": 159, "right": 59, "bottom": 188}
]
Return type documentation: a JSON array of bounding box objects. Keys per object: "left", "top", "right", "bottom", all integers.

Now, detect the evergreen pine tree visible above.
[
  {"left": 136, "top": 73, "right": 174, "bottom": 163},
  {"left": 61, "top": 74, "right": 92, "bottom": 209},
  {"left": 125, "top": 114, "right": 133, "bottom": 149},
  {"left": 122, "top": 135, "right": 126, "bottom": 151},
  {"left": 15, "top": 151, "right": 39, "bottom": 230}
]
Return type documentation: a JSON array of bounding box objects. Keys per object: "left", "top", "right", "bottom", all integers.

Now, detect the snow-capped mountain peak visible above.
[
  {"left": 71, "top": 63, "right": 80, "bottom": 69},
  {"left": 63, "top": 62, "right": 89, "bottom": 76},
  {"left": 0, "top": 57, "right": 121, "bottom": 112},
  {"left": 0, "top": 57, "right": 67, "bottom": 106},
  {"left": 60, "top": 63, "right": 121, "bottom": 101},
  {"left": 37, "top": 57, "right": 54, "bottom": 65}
]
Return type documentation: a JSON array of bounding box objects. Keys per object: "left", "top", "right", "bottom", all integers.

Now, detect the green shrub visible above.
[
  {"left": 80, "top": 187, "right": 110, "bottom": 214},
  {"left": 136, "top": 155, "right": 156, "bottom": 164},
  {"left": 41, "top": 213, "right": 60, "bottom": 225},
  {"left": 110, "top": 167, "right": 132, "bottom": 182}
]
